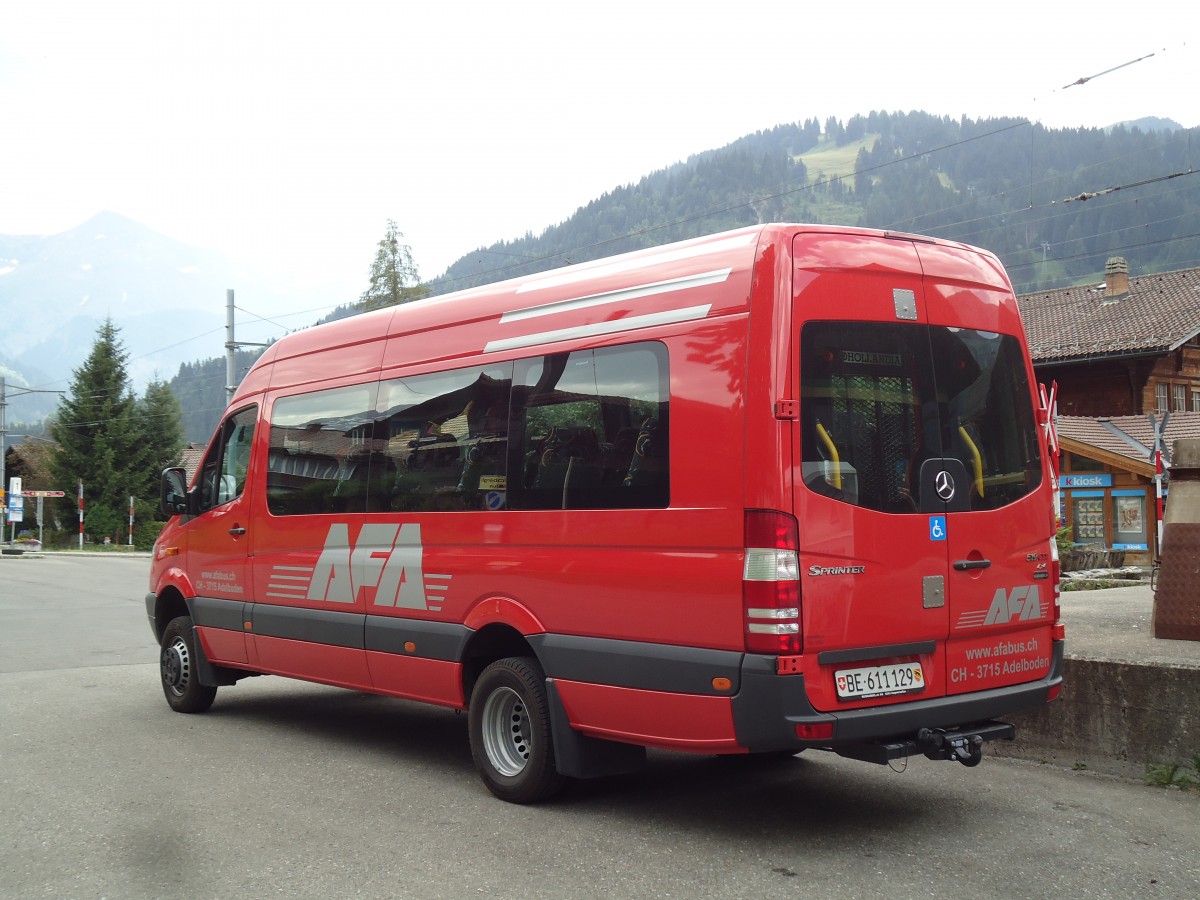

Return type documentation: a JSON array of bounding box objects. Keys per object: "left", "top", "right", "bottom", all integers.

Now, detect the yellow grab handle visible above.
[
  {"left": 815, "top": 422, "right": 842, "bottom": 490},
  {"left": 958, "top": 426, "right": 984, "bottom": 497}
]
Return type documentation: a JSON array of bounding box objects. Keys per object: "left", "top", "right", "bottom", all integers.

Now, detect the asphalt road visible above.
[{"left": 2, "top": 553, "right": 1198, "bottom": 899}]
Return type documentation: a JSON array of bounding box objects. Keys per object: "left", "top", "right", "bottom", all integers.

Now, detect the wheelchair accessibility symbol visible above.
[{"left": 929, "top": 516, "right": 947, "bottom": 541}]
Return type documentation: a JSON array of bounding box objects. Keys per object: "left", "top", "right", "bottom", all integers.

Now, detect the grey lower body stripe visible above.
[
  {"left": 191, "top": 596, "right": 247, "bottom": 632},
  {"left": 191, "top": 597, "right": 470, "bottom": 661},
  {"left": 190, "top": 598, "right": 741, "bottom": 695},
  {"left": 251, "top": 604, "right": 365, "bottom": 650},
  {"left": 531, "top": 632, "right": 743, "bottom": 696},
  {"left": 365, "top": 615, "right": 470, "bottom": 661}
]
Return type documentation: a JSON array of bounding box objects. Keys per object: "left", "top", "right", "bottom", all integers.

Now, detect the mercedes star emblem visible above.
[{"left": 935, "top": 470, "right": 956, "bottom": 501}]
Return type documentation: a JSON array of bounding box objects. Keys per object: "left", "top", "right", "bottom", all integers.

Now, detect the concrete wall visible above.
[{"left": 990, "top": 658, "right": 1200, "bottom": 777}]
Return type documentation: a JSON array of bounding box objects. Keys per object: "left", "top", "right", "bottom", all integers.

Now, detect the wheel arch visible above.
[
  {"left": 151, "top": 586, "right": 192, "bottom": 643},
  {"left": 460, "top": 623, "right": 537, "bottom": 705},
  {"left": 460, "top": 596, "right": 547, "bottom": 703}
]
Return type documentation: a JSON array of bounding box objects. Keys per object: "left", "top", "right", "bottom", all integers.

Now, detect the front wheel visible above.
[
  {"left": 468, "top": 657, "right": 565, "bottom": 804},
  {"left": 160, "top": 616, "right": 217, "bottom": 713}
]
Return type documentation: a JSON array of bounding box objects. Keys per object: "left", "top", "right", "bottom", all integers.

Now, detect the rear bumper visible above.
[{"left": 732, "top": 639, "right": 1065, "bottom": 752}]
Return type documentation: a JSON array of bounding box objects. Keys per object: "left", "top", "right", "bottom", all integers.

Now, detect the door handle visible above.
[
  {"left": 953, "top": 559, "right": 991, "bottom": 571},
  {"left": 229, "top": 526, "right": 247, "bottom": 536}
]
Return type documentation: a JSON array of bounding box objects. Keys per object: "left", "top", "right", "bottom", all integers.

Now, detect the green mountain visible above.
[
  {"left": 427, "top": 111, "right": 1199, "bottom": 297},
  {"left": 172, "top": 110, "right": 1200, "bottom": 442}
]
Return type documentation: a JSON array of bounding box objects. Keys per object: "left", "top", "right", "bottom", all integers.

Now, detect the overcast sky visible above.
[{"left": 1, "top": 0, "right": 1195, "bottom": 324}]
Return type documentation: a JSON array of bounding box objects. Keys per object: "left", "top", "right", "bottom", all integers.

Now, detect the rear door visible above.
[
  {"left": 793, "top": 233, "right": 951, "bottom": 712},
  {"left": 916, "top": 244, "right": 1054, "bottom": 696},
  {"left": 791, "top": 232, "right": 1051, "bottom": 713}
]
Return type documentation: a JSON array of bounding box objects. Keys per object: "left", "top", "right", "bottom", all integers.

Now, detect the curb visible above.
[{"left": 992, "top": 656, "right": 1200, "bottom": 778}]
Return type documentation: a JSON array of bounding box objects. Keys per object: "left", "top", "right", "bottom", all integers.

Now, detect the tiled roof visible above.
[
  {"left": 1019, "top": 267, "right": 1200, "bottom": 363},
  {"left": 1058, "top": 411, "right": 1200, "bottom": 469},
  {"left": 181, "top": 448, "right": 205, "bottom": 482},
  {"left": 8, "top": 440, "right": 56, "bottom": 483}
]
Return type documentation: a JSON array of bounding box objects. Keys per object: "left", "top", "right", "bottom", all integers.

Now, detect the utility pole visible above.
[
  {"left": 226, "top": 290, "right": 236, "bottom": 405},
  {"left": 225, "top": 290, "right": 269, "bottom": 405}
]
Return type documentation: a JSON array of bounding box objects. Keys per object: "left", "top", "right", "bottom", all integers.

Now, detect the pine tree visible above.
[
  {"left": 136, "top": 378, "right": 185, "bottom": 492},
  {"left": 49, "top": 318, "right": 144, "bottom": 543},
  {"left": 360, "top": 220, "right": 430, "bottom": 311}
]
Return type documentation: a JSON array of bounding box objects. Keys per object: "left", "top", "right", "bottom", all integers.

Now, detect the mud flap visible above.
[
  {"left": 545, "top": 680, "right": 647, "bottom": 779},
  {"left": 189, "top": 634, "right": 245, "bottom": 687}
]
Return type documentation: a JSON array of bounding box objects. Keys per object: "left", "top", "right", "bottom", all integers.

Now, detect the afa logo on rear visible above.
[
  {"left": 956, "top": 585, "right": 1047, "bottom": 629},
  {"left": 267, "top": 523, "right": 452, "bottom": 611}
]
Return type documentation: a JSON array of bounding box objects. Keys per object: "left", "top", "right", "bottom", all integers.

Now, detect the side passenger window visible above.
[
  {"left": 198, "top": 406, "right": 258, "bottom": 513},
  {"left": 377, "top": 364, "right": 513, "bottom": 512},
  {"left": 259, "top": 342, "right": 668, "bottom": 516},
  {"left": 509, "top": 343, "right": 669, "bottom": 510},
  {"left": 266, "top": 385, "right": 378, "bottom": 516}
]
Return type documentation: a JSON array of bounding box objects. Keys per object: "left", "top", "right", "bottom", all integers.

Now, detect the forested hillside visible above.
[
  {"left": 428, "top": 111, "right": 1200, "bottom": 296},
  {"left": 169, "top": 349, "right": 267, "bottom": 445},
  {"left": 171, "top": 111, "right": 1200, "bottom": 442}
]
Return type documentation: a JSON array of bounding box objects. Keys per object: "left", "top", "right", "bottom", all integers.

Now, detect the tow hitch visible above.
[
  {"left": 917, "top": 727, "right": 985, "bottom": 766},
  {"left": 835, "top": 721, "right": 1015, "bottom": 767}
]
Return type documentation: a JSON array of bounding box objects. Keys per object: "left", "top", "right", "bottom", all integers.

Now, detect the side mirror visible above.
[{"left": 160, "top": 467, "right": 190, "bottom": 517}]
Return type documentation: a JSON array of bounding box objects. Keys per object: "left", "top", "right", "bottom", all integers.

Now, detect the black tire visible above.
[
  {"left": 468, "top": 656, "right": 565, "bottom": 804},
  {"left": 159, "top": 616, "right": 218, "bottom": 714}
]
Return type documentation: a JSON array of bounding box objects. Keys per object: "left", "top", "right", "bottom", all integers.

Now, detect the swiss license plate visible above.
[{"left": 835, "top": 662, "right": 925, "bottom": 700}]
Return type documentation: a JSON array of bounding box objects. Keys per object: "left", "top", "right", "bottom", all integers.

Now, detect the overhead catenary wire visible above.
[
  {"left": 1061, "top": 52, "right": 1158, "bottom": 90},
  {"left": 14, "top": 45, "right": 1200, "bottom": 429}
]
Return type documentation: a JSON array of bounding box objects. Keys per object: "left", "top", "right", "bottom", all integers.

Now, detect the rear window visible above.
[{"left": 800, "top": 322, "right": 1042, "bottom": 513}]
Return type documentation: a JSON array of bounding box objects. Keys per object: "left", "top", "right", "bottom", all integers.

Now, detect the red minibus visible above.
[{"left": 149, "top": 223, "right": 1063, "bottom": 802}]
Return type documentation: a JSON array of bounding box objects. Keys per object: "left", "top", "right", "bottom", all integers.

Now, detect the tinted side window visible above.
[
  {"left": 509, "top": 343, "right": 669, "bottom": 510},
  {"left": 198, "top": 406, "right": 258, "bottom": 513},
  {"left": 266, "top": 385, "right": 378, "bottom": 516},
  {"left": 376, "top": 364, "right": 513, "bottom": 512},
  {"left": 262, "top": 343, "right": 669, "bottom": 516}
]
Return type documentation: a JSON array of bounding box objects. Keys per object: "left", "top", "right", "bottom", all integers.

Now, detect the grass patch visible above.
[
  {"left": 795, "top": 134, "right": 878, "bottom": 181},
  {"left": 1144, "top": 755, "right": 1200, "bottom": 791}
]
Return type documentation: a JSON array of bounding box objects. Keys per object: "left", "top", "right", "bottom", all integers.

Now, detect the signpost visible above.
[
  {"left": 7, "top": 478, "right": 23, "bottom": 539},
  {"left": 21, "top": 491, "right": 66, "bottom": 547},
  {"left": 1148, "top": 413, "right": 1169, "bottom": 564},
  {"left": 6, "top": 481, "right": 68, "bottom": 547}
]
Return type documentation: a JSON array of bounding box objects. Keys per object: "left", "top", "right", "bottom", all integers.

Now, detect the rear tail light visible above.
[
  {"left": 795, "top": 722, "right": 834, "bottom": 741},
  {"left": 1048, "top": 534, "right": 1063, "bottom": 635},
  {"left": 743, "top": 510, "right": 801, "bottom": 654}
]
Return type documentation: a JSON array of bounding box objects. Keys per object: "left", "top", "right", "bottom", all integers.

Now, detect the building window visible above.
[
  {"left": 1071, "top": 494, "right": 1106, "bottom": 545},
  {"left": 1111, "top": 490, "right": 1149, "bottom": 551},
  {"left": 1192, "top": 390, "right": 1200, "bottom": 413},
  {"left": 1155, "top": 383, "right": 1168, "bottom": 413},
  {"left": 1173, "top": 383, "right": 1187, "bottom": 412},
  {"left": 1067, "top": 454, "right": 1105, "bottom": 473}
]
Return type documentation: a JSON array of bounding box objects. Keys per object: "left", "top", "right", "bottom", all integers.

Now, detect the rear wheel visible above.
[
  {"left": 160, "top": 616, "right": 217, "bottom": 713},
  {"left": 468, "top": 656, "right": 565, "bottom": 804}
]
